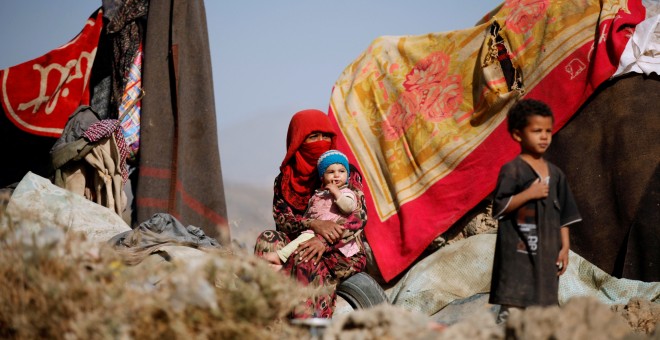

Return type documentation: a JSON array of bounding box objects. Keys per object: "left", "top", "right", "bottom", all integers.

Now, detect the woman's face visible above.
[{"left": 304, "top": 131, "right": 332, "bottom": 144}]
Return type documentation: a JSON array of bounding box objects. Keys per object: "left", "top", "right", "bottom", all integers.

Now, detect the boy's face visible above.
[
  {"left": 512, "top": 115, "right": 553, "bottom": 157},
  {"left": 322, "top": 163, "right": 348, "bottom": 187}
]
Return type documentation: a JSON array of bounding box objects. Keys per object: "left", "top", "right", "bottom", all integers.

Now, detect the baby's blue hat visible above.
[{"left": 317, "top": 150, "right": 349, "bottom": 180}]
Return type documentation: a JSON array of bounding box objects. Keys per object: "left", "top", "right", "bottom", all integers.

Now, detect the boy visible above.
[
  {"left": 262, "top": 150, "right": 360, "bottom": 269},
  {"left": 489, "top": 99, "right": 582, "bottom": 323}
]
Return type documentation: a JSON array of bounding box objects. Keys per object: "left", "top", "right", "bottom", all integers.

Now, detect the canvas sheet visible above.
[
  {"left": 6, "top": 172, "right": 130, "bottom": 243},
  {"left": 328, "top": 0, "right": 647, "bottom": 281}
]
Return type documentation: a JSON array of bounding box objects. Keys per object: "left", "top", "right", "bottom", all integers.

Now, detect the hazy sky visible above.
[{"left": 0, "top": 1, "right": 501, "bottom": 188}]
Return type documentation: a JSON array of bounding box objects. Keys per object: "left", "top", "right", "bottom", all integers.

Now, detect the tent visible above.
[
  {"left": 328, "top": 0, "right": 656, "bottom": 282},
  {"left": 0, "top": 0, "right": 229, "bottom": 243}
]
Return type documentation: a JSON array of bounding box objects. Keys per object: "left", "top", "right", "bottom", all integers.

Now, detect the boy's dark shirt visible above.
[{"left": 490, "top": 156, "right": 581, "bottom": 307}]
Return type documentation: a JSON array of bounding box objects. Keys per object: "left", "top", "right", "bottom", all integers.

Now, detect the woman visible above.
[{"left": 254, "top": 109, "right": 367, "bottom": 318}]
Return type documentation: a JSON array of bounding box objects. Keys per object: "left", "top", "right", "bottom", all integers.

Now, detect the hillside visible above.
[{"left": 224, "top": 181, "right": 273, "bottom": 251}]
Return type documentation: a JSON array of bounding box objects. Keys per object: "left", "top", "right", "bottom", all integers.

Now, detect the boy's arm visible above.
[
  {"left": 557, "top": 226, "right": 570, "bottom": 276},
  {"left": 500, "top": 178, "right": 549, "bottom": 215},
  {"left": 556, "top": 169, "right": 581, "bottom": 276}
]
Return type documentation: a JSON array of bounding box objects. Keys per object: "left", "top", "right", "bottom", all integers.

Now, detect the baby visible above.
[{"left": 262, "top": 150, "right": 359, "bottom": 269}]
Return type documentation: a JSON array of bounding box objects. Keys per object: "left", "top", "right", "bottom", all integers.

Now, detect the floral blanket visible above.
[{"left": 328, "top": 0, "right": 647, "bottom": 282}]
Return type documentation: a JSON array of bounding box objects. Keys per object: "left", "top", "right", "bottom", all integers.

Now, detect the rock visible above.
[{"left": 506, "top": 297, "right": 632, "bottom": 340}]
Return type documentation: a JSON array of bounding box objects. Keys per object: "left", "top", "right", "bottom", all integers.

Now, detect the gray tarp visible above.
[
  {"left": 386, "top": 234, "right": 660, "bottom": 316},
  {"left": 109, "top": 212, "right": 220, "bottom": 252}
]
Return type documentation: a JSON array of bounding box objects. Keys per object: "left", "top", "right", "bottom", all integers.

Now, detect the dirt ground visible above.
[
  {"left": 325, "top": 297, "right": 660, "bottom": 340},
  {"left": 1, "top": 192, "right": 658, "bottom": 340}
]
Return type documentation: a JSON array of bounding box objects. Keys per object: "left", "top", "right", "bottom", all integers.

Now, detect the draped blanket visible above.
[
  {"left": 136, "top": 0, "right": 228, "bottom": 243},
  {"left": 328, "top": 0, "right": 647, "bottom": 282}
]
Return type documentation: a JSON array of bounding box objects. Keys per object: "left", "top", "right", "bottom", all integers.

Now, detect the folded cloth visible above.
[{"left": 614, "top": 14, "right": 660, "bottom": 77}]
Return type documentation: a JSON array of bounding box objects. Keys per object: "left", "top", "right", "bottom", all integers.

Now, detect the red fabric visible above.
[
  {"left": 280, "top": 109, "right": 336, "bottom": 211},
  {"left": 0, "top": 10, "right": 103, "bottom": 137},
  {"left": 329, "top": 2, "right": 646, "bottom": 282}
]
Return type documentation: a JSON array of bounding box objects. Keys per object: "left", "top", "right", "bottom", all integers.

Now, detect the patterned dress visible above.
[{"left": 254, "top": 166, "right": 367, "bottom": 318}]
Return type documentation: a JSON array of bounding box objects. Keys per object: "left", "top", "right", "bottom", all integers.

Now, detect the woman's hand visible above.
[
  {"left": 309, "top": 219, "right": 344, "bottom": 244},
  {"left": 295, "top": 237, "right": 326, "bottom": 264}
]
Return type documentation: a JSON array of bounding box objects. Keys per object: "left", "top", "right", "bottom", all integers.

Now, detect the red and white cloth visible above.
[
  {"left": 0, "top": 10, "right": 103, "bottom": 137},
  {"left": 329, "top": 0, "right": 648, "bottom": 282}
]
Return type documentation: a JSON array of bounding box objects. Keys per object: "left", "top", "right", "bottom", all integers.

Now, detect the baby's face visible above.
[{"left": 322, "top": 163, "right": 348, "bottom": 187}]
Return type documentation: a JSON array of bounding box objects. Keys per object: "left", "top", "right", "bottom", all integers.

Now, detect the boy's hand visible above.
[
  {"left": 556, "top": 248, "right": 569, "bottom": 276},
  {"left": 526, "top": 178, "right": 549, "bottom": 200}
]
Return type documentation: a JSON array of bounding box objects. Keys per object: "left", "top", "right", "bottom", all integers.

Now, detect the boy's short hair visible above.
[{"left": 507, "top": 98, "right": 554, "bottom": 133}]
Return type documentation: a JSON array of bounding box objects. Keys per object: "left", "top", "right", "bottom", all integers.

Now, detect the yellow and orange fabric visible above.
[{"left": 328, "top": 0, "right": 647, "bottom": 281}]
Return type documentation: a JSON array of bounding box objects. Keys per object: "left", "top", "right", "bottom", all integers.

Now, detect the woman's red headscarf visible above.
[{"left": 280, "top": 109, "right": 336, "bottom": 211}]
